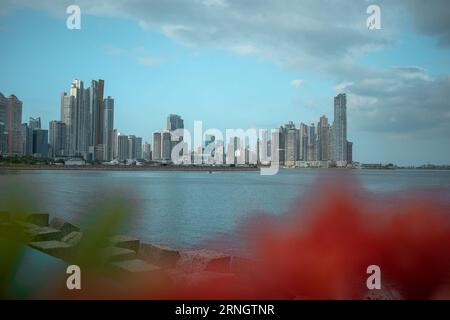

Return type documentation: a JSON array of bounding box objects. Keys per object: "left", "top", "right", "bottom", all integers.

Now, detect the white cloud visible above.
[
  {"left": 290, "top": 79, "right": 304, "bottom": 88},
  {"left": 103, "top": 45, "right": 162, "bottom": 67}
]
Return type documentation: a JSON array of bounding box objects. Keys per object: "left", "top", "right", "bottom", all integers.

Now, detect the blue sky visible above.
[{"left": 1, "top": 0, "right": 450, "bottom": 165}]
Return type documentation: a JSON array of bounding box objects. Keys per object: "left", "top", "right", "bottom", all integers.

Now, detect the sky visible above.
[{"left": 0, "top": 0, "right": 449, "bottom": 165}]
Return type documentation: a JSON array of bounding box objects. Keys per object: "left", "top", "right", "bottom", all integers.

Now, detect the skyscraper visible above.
[
  {"left": 135, "top": 137, "right": 143, "bottom": 159},
  {"left": 0, "top": 121, "right": 6, "bottom": 155},
  {"left": 117, "top": 134, "right": 129, "bottom": 161},
  {"left": 284, "top": 121, "right": 298, "bottom": 166},
  {"left": 112, "top": 129, "right": 118, "bottom": 160},
  {"left": 152, "top": 131, "right": 162, "bottom": 161},
  {"left": 102, "top": 96, "right": 114, "bottom": 161},
  {"left": 347, "top": 141, "right": 353, "bottom": 164},
  {"left": 60, "top": 92, "right": 76, "bottom": 155},
  {"left": 143, "top": 142, "right": 151, "bottom": 161},
  {"left": 90, "top": 80, "right": 105, "bottom": 147},
  {"left": 69, "top": 79, "right": 89, "bottom": 157},
  {"left": 49, "top": 120, "right": 67, "bottom": 158},
  {"left": 20, "top": 123, "right": 33, "bottom": 156},
  {"left": 308, "top": 123, "right": 317, "bottom": 161},
  {"left": 6, "top": 94, "right": 23, "bottom": 156},
  {"left": 166, "top": 114, "right": 184, "bottom": 161},
  {"left": 28, "top": 117, "right": 41, "bottom": 130},
  {"left": 60, "top": 79, "right": 113, "bottom": 161},
  {"left": 299, "top": 123, "right": 308, "bottom": 161},
  {"left": 0, "top": 93, "right": 6, "bottom": 126},
  {"left": 161, "top": 130, "right": 172, "bottom": 161},
  {"left": 166, "top": 114, "right": 184, "bottom": 131},
  {"left": 32, "top": 129, "right": 48, "bottom": 158},
  {"left": 333, "top": 93, "right": 347, "bottom": 162},
  {"left": 317, "top": 115, "right": 330, "bottom": 161}
]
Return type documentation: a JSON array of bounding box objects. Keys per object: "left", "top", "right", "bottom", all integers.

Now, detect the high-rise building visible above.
[
  {"left": 299, "top": 123, "right": 308, "bottom": 161},
  {"left": 32, "top": 129, "right": 48, "bottom": 158},
  {"left": 70, "top": 79, "right": 89, "bottom": 157},
  {"left": 6, "top": 95, "right": 23, "bottom": 156},
  {"left": 20, "top": 123, "right": 33, "bottom": 156},
  {"left": 166, "top": 114, "right": 184, "bottom": 161},
  {"left": 49, "top": 120, "right": 67, "bottom": 158},
  {"left": 143, "top": 142, "right": 151, "bottom": 161},
  {"left": 0, "top": 93, "right": 7, "bottom": 126},
  {"left": 161, "top": 131, "right": 171, "bottom": 161},
  {"left": 60, "top": 79, "right": 113, "bottom": 160},
  {"left": 127, "top": 135, "right": 137, "bottom": 160},
  {"left": 60, "top": 92, "right": 76, "bottom": 155},
  {"left": 90, "top": 80, "right": 105, "bottom": 148},
  {"left": 112, "top": 129, "right": 118, "bottom": 160},
  {"left": 333, "top": 93, "right": 347, "bottom": 161},
  {"left": 0, "top": 121, "right": 6, "bottom": 155},
  {"left": 166, "top": 114, "right": 184, "bottom": 131},
  {"left": 317, "top": 115, "right": 330, "bottom": 161},
  {"left": 284, "top": 121, "right": 298, "bottom": 166},
  {"left": 102, "top": 96, "right": 114, "bottom": 161},
  {"left": 347, "top": 141, "right": 353, "bottom": 164},
  {"left": 135, "top": 137, "right": 143, "bottom": 159},
  {"left": 117, "top": 134, "right": 129, "bottom": 161},
  {"left": 308, "top": 123, "right": 317, "bottom": 161},
  {"left": 28, "top": 117, "right": 41, "bottom": 130},
  {"left": 152, "top": 131, "right": 162, "bottom": 160},
  {"left": 271, "top": 127, "right": 285, "bottom": 165},
  {"left": 328, "top": 126, "right": 334, "bottom": 161}
]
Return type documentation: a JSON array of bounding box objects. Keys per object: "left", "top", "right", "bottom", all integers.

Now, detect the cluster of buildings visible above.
[
  {"left": 0, "top": 80, "right": 145, "bottom": 162},
  {"left": 0, "top": 79, "right": 353, "bottom": 167},
  {"left": 0, "top": 94, "right": 49, "bottom": 158},
  {"left": 273, "top": 93, "right": 353, "bottom": 167}
]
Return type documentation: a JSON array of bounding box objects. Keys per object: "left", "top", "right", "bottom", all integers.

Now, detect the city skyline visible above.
[
  {"left": 1, "top": 1, "right": 450, "bottom": 165},
  {"left": 0, "top": 78, "right": 352, "bottom": 168}
]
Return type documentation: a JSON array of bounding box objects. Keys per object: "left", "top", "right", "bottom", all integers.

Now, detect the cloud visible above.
[
  {"left": 4, "top": 0, "right": 450, "bottom": 141},
  {"left": 346, "top": 67, "right": 450, "bottom": 138},
  {"left": 2, "top": 0, "right": 395, "bottom": 70},
  {"left": 103, "top": 45, "right": 162, "bottom": 67},
  {"left": 290, "top": 79, "right": 304, "bottom": 88}
]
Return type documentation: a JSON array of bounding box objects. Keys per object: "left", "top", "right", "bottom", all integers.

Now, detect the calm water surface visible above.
[{"left": 1, "top": 169, "right": 449, "bottom": 253}]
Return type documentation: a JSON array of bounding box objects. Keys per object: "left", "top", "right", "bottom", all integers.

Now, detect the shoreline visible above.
[{"left": 0, "top": 164, "right": 260, "bottom": 172}]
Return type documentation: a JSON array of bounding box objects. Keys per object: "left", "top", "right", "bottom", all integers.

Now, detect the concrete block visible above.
[
  {"left": 26, "top": 226, "right": 62, "bottom": 242},
  {"left": 29, "top": 240, "right": 72, "bottom": 259},
  {"left": 138, "top": 243, "right": 181, "bottom": 268},
  {"left": 109, "top": 259, "right": 161, "bottom": 275},
  {"left": 61, "top": 231, "right": 83, "bottom": 246},
  {"left": 101, "top": 246, "right": 136, "bottom": 263},
  {"left": 109, "top": 235, "right": 140, "bottom": 253},
  {"left": 49, "top": 217, "right": 80, "bottom": 237}
]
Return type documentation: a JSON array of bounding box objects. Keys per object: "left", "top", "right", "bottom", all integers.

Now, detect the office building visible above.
[
  {"left": 49, "top": 120, "right": 67, "bottom": 158},
  {"left": 32, "top": 129, "right": 48, "bottom": 158},
  {"left": 117, "top": 134, "right": 129, "bottom": 161},
  {"left": 20, "top": 123, "right": 33, "bottom": 156}
]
